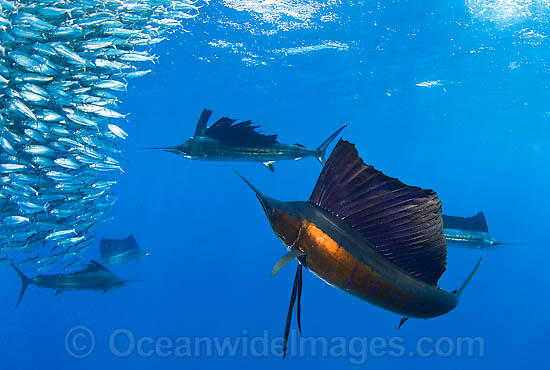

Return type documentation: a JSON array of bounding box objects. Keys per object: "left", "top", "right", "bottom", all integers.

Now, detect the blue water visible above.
[{"left": 1, "top": 1, "right": 549, "bottom": 368}]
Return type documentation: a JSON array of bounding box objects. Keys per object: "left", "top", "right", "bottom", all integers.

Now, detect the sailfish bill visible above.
[
  {"left": 236, "top": 139, "right": 482, "bottom": 358},
  {"left": 144, "top": 109, "right": 347, "bottom": 171}
]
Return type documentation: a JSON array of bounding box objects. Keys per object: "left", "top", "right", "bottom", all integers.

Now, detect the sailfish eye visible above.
[{"left": 267, "top": 206, "right": 275, "bottom": 217}]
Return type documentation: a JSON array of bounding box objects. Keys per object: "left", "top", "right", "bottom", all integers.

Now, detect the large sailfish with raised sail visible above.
[
  {"left": 236, "top": 139, "right": 482, "bottom": 357},
  {"left": 144, "top": 109, "right": 347, "bottom": 171}
]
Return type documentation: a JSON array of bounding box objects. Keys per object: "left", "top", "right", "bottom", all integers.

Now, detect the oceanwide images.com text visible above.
[{"left": 65, "top": 326, "right": 485, "bottom": 364}]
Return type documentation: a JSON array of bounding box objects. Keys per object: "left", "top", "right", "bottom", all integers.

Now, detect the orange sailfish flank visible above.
[{"left": 236, "top": 139, "right": 482, "bottom": 357}]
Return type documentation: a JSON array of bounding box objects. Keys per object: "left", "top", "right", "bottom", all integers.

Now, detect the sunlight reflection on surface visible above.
[{"left": 466, "top": 0, "right": 550, "bottom": 26}]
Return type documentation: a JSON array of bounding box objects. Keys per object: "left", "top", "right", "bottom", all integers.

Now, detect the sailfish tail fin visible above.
[
  {"left": 454, "top": 257, "right": 483, "bottom": 297},
  {"left": 11, "top": 264, "right": 31, "bottom": 307},
  {"left": 315, "top": 124, "right": 347, "bottom": 165}
]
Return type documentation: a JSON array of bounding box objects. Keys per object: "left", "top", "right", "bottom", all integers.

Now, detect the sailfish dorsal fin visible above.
[
  {"left": 442, "top": 212, "right": 489, "bottom": 233},
  {"left": 194, "top": 109, "right": 213, "bottom": 136},
  {"left": 309, "top": 139, "right": 447, "bottom": 285},
  {"left": 203, "top": 116, "right": 279, "bottom": 147},
  {"left": 99, "top": 235, "right": 139, "bottom": 258},
  {"left": 86, "top": 260, "right": 111, "bottom": 273}
]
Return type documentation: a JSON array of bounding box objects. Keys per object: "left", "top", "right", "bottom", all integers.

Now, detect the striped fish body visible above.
[{"left": 273, "top": 201, "right": 458, "bottom": 319}]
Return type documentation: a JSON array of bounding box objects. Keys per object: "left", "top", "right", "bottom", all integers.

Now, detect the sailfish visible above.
[
  {"left": 10, "top": 261, "right": 134, "bottom": 306},
  {"left": 144, "top": 109, "right": 347, "bottom": 172},
  {"left": 236, "top": 139, "right": 482, "bottom": 357},
  {"left": 443, "top": 212, "right": 518, "bottom": 248},
  {"left": 98, "top": 234, "right": 150, "bottom": 265}
]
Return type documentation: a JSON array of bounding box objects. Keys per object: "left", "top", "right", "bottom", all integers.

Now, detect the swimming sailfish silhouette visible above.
[
  {"left": 98, "top": 234, "right": 150, "bottom": 265},
  {"left": 236, "top": 139, "right": 482, "bottom": 358},
  {"left": 144, "top": 109, "right": 347, "bottom": 171},
  {"left": 11, "top": 261, "right": 136, "bottom": 306},
  {"left": 443, "top": 212, "right": 519, "bottom": 248}
]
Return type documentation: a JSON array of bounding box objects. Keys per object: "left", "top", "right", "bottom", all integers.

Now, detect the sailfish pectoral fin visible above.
[
  {"left": 262, "top": 161, "right": 275, "bottom": 172},
  {"left": 271, "top": 249, "right": 304, "bottom": 278},
  {"left": 283, "top": 264, "right": 301, "bottom": 359}
]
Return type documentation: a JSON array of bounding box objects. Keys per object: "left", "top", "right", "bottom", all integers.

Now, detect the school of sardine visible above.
[{"left": 0, "top": 0, "right": 203, "bottom": 272}]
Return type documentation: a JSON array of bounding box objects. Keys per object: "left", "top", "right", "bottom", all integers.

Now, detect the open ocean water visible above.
[{"left": 1, "top": 0, "right": 549, "bottom": 369}]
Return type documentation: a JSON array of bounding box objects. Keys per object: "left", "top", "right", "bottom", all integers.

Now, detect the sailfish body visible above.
[
  {"left": 443, "top": 212, "right": 505, "bottom": 248},
  {"left": 146, "top": 109, "right": 347, "bottom": 171},
  {"left": 11, "top": 261, "right": 130, "bottom": 306},
  {"left": 265, "top": 200, "right": 459, "bottom": 318},
  {"left": 237, "top": 139, "right": 481, "bottom": 356},
  {"left": 98, "top": 234, "right": 150, "bottom": 265}
]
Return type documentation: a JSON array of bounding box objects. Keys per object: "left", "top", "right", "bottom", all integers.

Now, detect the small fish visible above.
[
  {"left": 36, "top": 261, "right": 58, "bottom": 273},
  {"left": 24, "top": 144, "right": 55, "bottom": 156},
  {"left": 65, "top": 112, "right": 99, "bottom": 128},
  {"left": 94, "top": 58, "right": 130, "bottom": 70},
  {"left": 54, "top": 26, "right": 83, "bottom": 39},
  {"left": 0, "top": 0, "right": 204, "bottom": 276},
  {"left": 16, "top": 73, "right": 54, "bottom": 83},
  {"left": 3, "top": 215, "right": 31, "bottom": 226},
  {"left": 89, "top": 162, "right": 124, "bottom": 173},
  {"left": 108, "top": 123, "right": 128, "bottom": 139},
  {"left": 10, "top": 182, "right": 38, "bottom": 196},
  {"left": 23, "top": 128, "right": 46, "bottom": 143},
  {"left": 144, "top": 109, "right": 347, "bottom": 172},
  {"left": 124, "top": 69, "right": 152, "bottom": 79},
  {"left": 82, "top": 37, "right": 115, "bottom": 50},
  {"left": 11, "top": 26, "right": 42, "bottom": 40},
  {"left": 21, "top": 83, "right": 51, "bottom": 99},
  {"left": 119, "top": 51, "right": 157, "bottom": 63},
  {"left": 18, "top": 256, "right": 39, "bottom": 267},
  {"left": 32, "top": 43, "right": 57, "bottom": 57},
  {"left": 10, "top": 98, "right": 36, "bottom": 120},
  {"left": 1, "top": 136, "right": 17, "bottom": 155},
  {"left": 30, "top": 156, "right": 56, "bottom": 167},
  {"left": 18, "top": 201, "right": 48, "bottom": 214},
  {"left": 13, "top": 12, "right": 54, "bottom": 32},
  {"left": 0, "top": 163, "right": 26, "bottom": 173},
  {"left": 94, "top": 79, "right": 127, "bottom": 91},
  {"left": 54, "top": 157, "right": 81, "bottom": 170},
  {"left": 50, "top": 43, "right": 89, "bottom": 66},
  {"left": 45, "top": 229, "right": 76, "bottom": 241}
]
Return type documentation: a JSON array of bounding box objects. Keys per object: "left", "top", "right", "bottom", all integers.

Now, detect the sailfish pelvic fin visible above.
[
  {"left": 283, "top": 264, "right": 303, "bottom": 359},
  {"left": 398, "top": 317, "right": 409, "bottom": 330}
]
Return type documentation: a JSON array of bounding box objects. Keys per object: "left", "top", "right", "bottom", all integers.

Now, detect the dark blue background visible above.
[{"left": 1, "top": 1, "right": 548, "bottom": 368}]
